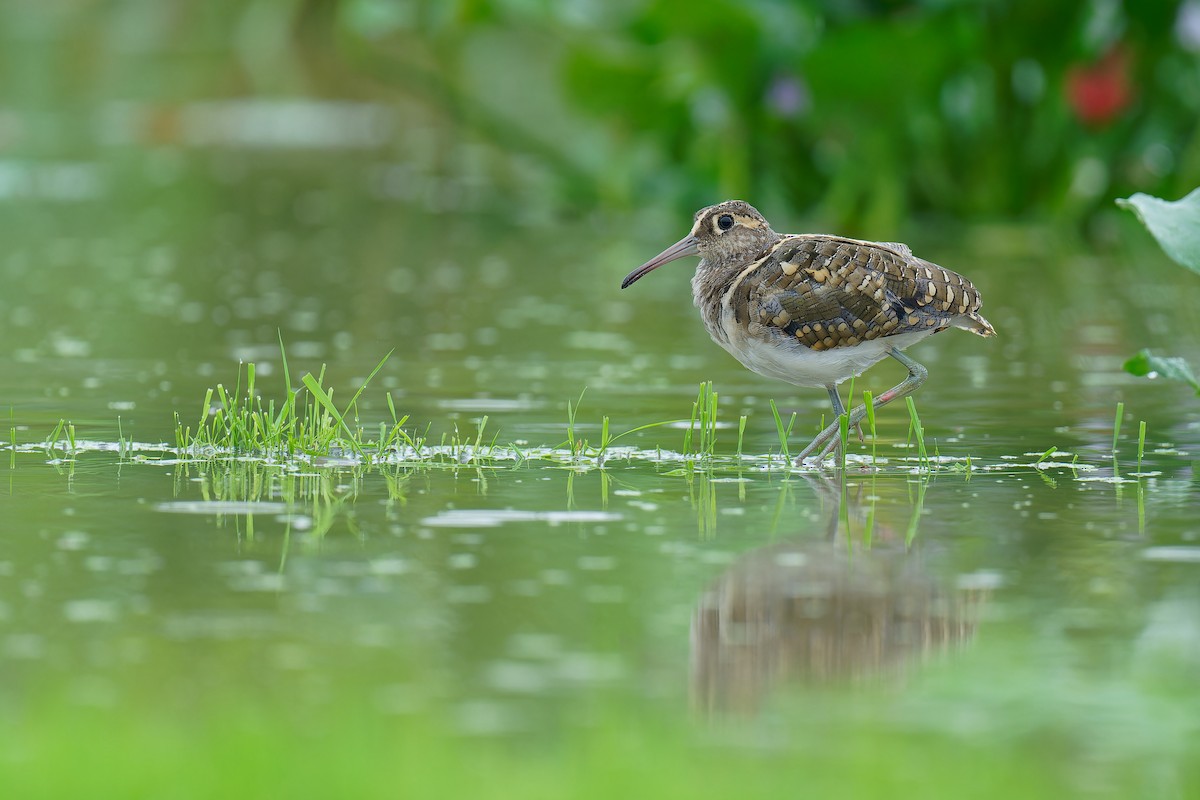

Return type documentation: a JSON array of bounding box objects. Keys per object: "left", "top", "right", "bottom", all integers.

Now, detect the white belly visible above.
[{"left": 717, "top": 327, "right": 934, "bottom": 388}]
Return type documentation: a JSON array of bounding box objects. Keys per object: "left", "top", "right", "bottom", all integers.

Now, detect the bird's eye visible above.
[{"left": 717, "top": 214, "right": 734, "bottom": 231}]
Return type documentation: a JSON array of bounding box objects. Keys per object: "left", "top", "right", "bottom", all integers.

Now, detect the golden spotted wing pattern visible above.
[{"left": 729, "top": 236, "right": 989, "bottom": 351}]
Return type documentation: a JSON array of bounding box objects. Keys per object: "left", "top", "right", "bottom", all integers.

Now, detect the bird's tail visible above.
[{"left": 955, "top": 312, "right": 996, "bottom": 337}]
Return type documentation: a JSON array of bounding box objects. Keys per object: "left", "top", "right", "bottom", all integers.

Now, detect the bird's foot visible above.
[
  {"left": 794, "top": 407, "right": 873, "bottom": 467},
  {"left": 793, "top": 421, "right": 845, "bottom": 467}
]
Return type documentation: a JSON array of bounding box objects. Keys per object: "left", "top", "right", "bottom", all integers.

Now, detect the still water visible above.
[{"left": 3, "top": 131, "right": 1200, "bottom": 795}]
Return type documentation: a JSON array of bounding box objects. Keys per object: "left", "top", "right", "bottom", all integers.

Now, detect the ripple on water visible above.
[
  {"left": 455, "top": 699, "right": 526, "bottom": 735},
  {"left": 507, "top": 633, "right": 561, "bottom": 660},
  {"left": 375, "top": 684, "right": 427, "bottom": 715},
  {"left": 162, "top": 613, "right": 280, "bottom": 641},
  {"left": 1141, "top": 546, "right": 1200, "bottom": 563},
  {"left": 436, "top": 397, "right": 545, "bottom": 412},
  {"left": 446, "top": 585, "right": 492, "bottom": 604},
  {"left": 539, "top": 569, "right": 572, "bottom": 586},
  {"left": 155, "top": 501, "right": 291, "bottom": 515},
  {"left": 576, "top": 556, "right": 617, "bottom": 571},
  {"left": 485, "top": 660, "right": 549, "bottom": 694},
  {"left": 3, "top": 633, "right": 45, "bottom": 660},
  {"left": 555, "top": 652, "right": 625, "bottom": 684},
  {"left": 420, "top": 509, "right": 621, "bottom": 528},
  {"left": 582, "top": 585, "right": 625, "bottom": 604},
  {"left": 447, "top": 553, "right": 478, "bottom": 569},
  {"left": 369, "top": 558, "right": 409, "bottom": 576},
  {"left": 63, "top": 599, "right": 120, "bottom": 623},
  {"left": 226, "top": 573, "right": 286, "bottom": 592},
  {"left": 506, "top": 579, "right": 542, "bottom": 596},
  {"left": 56, "top": 531, "right": 91, "bottom": 550}
]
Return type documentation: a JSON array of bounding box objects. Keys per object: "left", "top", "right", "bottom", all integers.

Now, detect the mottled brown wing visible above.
[{"left": 730, "top": 236, "right": 986, "bottom": 351}]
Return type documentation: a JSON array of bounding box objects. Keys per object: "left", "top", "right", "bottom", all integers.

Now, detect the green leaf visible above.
[
  {"left": 1116, "top": 188, "right": 1200, "bottom": 274},
  {"left": 1123, "top": 349, "right": 1200, "bottom": 395}
]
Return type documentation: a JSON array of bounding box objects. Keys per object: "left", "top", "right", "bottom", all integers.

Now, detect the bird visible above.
[{"left": 620, "top": 200, "right": 995, "bottom": 464}]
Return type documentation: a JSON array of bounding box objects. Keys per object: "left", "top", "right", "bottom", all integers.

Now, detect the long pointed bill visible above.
[{"left": 620, "top": 235, "right": 700, "bottom": 289}]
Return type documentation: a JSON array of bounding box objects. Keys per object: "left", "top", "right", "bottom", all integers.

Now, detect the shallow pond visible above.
[{"left": 3, "top": 133, "right": 1200, "bottom": 796}]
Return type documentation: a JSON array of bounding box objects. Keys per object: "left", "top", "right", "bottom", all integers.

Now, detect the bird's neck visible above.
[
  {"left": 690, "top": 234, "right": 782, "bottom": 309},
  {"left": 690, "top": 233, "right": 782, "bottom": 343}
]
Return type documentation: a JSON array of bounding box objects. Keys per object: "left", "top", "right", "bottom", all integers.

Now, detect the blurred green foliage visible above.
[
  {"left": 328, "top": 0, "right": 1200, "bottom": 228},
  {"left": 4, "top": 0, "right": 1200, "bottom": 229}
]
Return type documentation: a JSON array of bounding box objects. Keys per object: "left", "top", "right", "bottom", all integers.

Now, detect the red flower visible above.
[{"left": 1066, "top": 48, "right": 1133, "bottom": 126}]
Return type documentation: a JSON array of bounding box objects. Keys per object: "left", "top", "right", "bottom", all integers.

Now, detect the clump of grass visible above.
[
  {"left": 175, "top": 337, "right": 407, "bottom": 462},
  {"left": 383, "top": 392, "right": 428, "bottom": 457},
  {"left": 769, "top": 400, "right": 796, "bottom": 461},
  {"left": 565, "top": 388, "right": 587, "bottom": 456},
  {"left": 43, "top": 419, "right": 77, "bottom": 458},
  {"left": 682, "top": 382, "right": 718, "bottom": 460},
  {"left": 559, "top": 387, "right": 682, "bottom": 465},
  {"left": 836, "top": 379, "right": 856, "bottom": 468},
  {"left": 444, "top": 416, "right": 496, "bottom": 464}
]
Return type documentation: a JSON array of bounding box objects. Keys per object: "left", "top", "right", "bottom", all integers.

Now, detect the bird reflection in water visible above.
[{"left": 690, "top": 475, "right": 986, "bottom": 716}]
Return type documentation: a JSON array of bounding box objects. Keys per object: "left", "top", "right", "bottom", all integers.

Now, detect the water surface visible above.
[{"left": 3, "top": 96, "right": 1200, "bottom": 800}]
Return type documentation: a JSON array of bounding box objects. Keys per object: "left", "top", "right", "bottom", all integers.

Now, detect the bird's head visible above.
[{"left": 621, "top": 200, "right": 779, "bottom": 288}]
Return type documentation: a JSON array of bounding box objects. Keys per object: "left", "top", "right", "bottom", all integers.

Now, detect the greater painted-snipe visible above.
[{"left": 621, "top": 200, "right": 995, "bottom": 464}]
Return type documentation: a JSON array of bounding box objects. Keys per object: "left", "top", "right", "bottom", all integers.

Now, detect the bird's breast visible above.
[{"left": 691, "top": 260, "right": 736, "bottom": 347}]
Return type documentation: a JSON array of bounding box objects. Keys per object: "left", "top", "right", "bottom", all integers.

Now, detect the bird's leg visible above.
[
  {"left": 795, "top": 349, "right": 929, "bottom": 466},
  {"left": 826, "top": 384, "right": 865, "bottom": 444}
]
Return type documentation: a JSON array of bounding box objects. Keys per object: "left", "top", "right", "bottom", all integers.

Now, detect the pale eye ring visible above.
[{"left": 717, "top": 214, "right": 734, "bottom": 231}]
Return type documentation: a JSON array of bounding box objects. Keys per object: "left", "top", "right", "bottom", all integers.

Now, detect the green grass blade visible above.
[
  {"left": 1112, "top": 401, "right": 1124, "bottom": 454},
  {"left": 301, "top": 373, "right": 364, "bottom": 456},
  {"left": 343, "top": 350, "right": 394, "bottom": 420},
  {"left": 838, "top": 413, "right": 849, "bottom": 471},
  {"left": 905, "top": 396, "right": 927, "bottom": 468},
  {"left": 1034, "top": 446, "right": 1056, "bottom": 467},
  {"left": 769, "top": 399, "right": 790, "bottom": 461},
  {"left": 1137, "top": 420, "right": 1146, "bottom": 473},
  {"left": 863, "top": 389, "right": 877, "bottom": 465}
]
